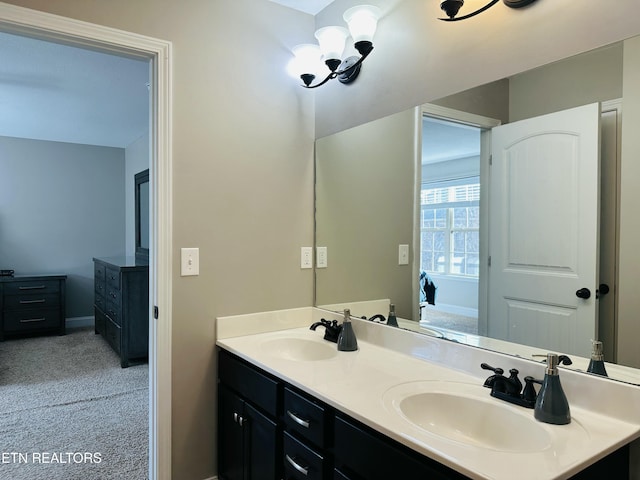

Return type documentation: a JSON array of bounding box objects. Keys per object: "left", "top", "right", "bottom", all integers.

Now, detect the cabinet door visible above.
[
  {"left": 244, "top": 402, "right": 278, "bottom": 480},
  {"left": 218, "top": 385, "right": 245, "bottom": 480}
]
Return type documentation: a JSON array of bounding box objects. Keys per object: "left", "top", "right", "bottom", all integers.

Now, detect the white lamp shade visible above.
[
  {"left": 288, "top": 43, "right": 323, "bottom": 78},
  {"left": 343, "top": 5, "right": 381, "bottom": 43},
  {"left": 314, "top": 26, "right": 349, "bottom": 61}
]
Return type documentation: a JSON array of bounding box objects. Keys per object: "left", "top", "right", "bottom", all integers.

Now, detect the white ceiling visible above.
[
  {"left": 268, "top": 0, "right": 336, "bottom": 15},
  {"left": 422, "top": 117, "right": 481, "bottom": 164},
  {"left": 0, "top": 31, "right": 149, "bottom": 148}
]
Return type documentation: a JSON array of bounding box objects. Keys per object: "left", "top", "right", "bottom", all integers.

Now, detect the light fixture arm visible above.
[
  {"left": 439, "top": 0, "right": 537, "bottom": 21},
  {"left": 300, "top": 42, "right": 374, "bottom": 89}
]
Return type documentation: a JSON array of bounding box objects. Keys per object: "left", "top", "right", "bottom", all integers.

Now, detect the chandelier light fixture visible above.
[
  {"left": 288, "top": 5, "right": 382, "bottom": 89},
  {"left": 439, "top": 0, "right": 538, "bottom": 21}
]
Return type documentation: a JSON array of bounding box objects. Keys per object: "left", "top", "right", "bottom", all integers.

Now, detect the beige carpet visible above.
[{"left": 0, "top": 327, "right": 148, "bottom": 480}]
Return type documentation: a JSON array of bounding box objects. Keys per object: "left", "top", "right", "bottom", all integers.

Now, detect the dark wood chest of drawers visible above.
[
  {"left": 0, "top": 275, "right": 66, "bottom": 340},
  {"left": 93, "top": 257, "right": 148, "bottom": 368}
]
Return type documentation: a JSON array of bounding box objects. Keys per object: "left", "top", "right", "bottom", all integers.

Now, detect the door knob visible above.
[
  {"left": 576, "top": 288, "right": 591, "bottom": 299},
  {"left": 596, "top": 284, "right": 610, "bottom": 298}
]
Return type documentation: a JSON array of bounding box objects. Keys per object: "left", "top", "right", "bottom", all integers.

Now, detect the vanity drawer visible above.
[
  {"left": 3, "top": 307, "right": 61, "bottom": 333},
  {"left": 218, "top": 350, "right": 279, "bottom": 417},
  {"left": 4, "top": 279, "right": 60, "bottom": 295},
  {"left": 3, "top": 293, "right": 60, "bottom": 310},
  {"left": 284, "top": 386, "right": 330, "bottom": 449},
  {"left": 283, "top": 431, "right": 326, "bottom": 480},
  {"left": 334, "top": 415, "right": 468, "bottom": 480}
]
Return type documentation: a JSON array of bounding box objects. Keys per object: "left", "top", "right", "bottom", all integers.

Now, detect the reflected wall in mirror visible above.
[
  {"left": 315, "top": 36, "right": 640, "bottom": 384},
  {"left": 135, "top": 168, "right": 149, "bottom": 262}
]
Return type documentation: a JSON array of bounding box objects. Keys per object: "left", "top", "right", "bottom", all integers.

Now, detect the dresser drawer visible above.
[
  {"left": 105, "top": 287, "right": 122, "bottom": 306},
  {"left": 283, "top": 431, "right": 326, "bottom": 480},
  {"left": 3, "top": 307, "right": 61, "bottom": 332},
  {"left": 4, "top": 280, "right": 60, "bottom": 295},
  {"left": 105, "top": 267, "right": 120, "bottom": 290},
  {"left": 94, "top": 263, "right": 106, "bottom": 281},
  {"left": 94, "top": 307, "right": 106, "bottom": 334},
  {"left": 104, "top": 301, "right": 121, "bottom": 325},
  {"left": 94, "top": 293, "right": 106, "bottom": 312},
  {"left": 104, "top": 315, "right": 121, "bottom": 354},
  {"left": 3, "top": 293, "right": 60, "bottom": 310},
  {"left": 94, "top": 277, "right": 106, "bottom": 299},
  {"left": 284, "top": 387, "right": 330, "bottom": 449}
]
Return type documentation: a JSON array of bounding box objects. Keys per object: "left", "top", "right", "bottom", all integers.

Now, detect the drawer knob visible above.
[
  {"left": 287, "top": 410, "right": 311, "bottom": 429},
  {"left": 285, "top": 454, "right": 309, "bottom": 476}
]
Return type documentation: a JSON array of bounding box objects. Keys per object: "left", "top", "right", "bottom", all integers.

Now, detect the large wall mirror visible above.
[
  {"left": 135, "top": 168, "right": 149, "bottom": 262},
  {"left": 315, "top": 35, "right": 640, "bottom": 384}
]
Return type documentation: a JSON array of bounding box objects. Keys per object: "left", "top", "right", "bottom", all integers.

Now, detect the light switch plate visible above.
[
  {"left": 399, "top": 244, "right": 409, "bottom": 265},
  {"left": 181, "top": 247, "right": 199, "bottom": 276},
  {"left": 317, "top": 246, "right": 327, "bottom": 268}
]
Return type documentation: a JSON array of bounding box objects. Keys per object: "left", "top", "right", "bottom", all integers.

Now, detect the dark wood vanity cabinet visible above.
[
  {"left": 93, "top": 257, "right": 148, "bottom": 368},
  {"left": 217, "top": 348, "right": 631, "bottom": 480},
  {"left": 218, "top": 349, "right": 280, "bottom": 480},
  {"left": 0, "top": 275, "right": 66, "bottom": 340}
]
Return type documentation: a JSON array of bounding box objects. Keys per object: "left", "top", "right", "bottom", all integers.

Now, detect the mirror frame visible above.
[{"left": 135, "top": 168, "right": 149, "bottom": 262}]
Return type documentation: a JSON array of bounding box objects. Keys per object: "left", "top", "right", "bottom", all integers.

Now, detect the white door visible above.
[{"left": 488, "top": 103, "right": 600, "bottom": 357}]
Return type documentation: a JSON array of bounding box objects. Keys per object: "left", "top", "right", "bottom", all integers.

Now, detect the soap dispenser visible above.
[
  {"left": 387, "top": 304, "right": 398, "bottom": 327},
  {"left": 587, "top": 340, "right": 608, "bottom": 377},
  {"left": 534, "top": 353, "right": 571, "bottom": 425},
  {"left": 337, "top": 309, "right": 358, "bottom": 352}
]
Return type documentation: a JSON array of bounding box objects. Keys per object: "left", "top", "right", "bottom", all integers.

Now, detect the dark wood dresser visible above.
[
  {"left": 93, "top": 256, "right": 149, "bottom": 368},
  {"left": 0, "top": 275, "right": 66, "bottom": 340}
]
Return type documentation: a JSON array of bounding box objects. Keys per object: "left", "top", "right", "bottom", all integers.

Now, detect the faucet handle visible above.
[
  {"left": 480, "top": 363, "right": 504, "bottom": 376},
  {"left": 522, "top": 376, "right": 542, "bottom": 403}
]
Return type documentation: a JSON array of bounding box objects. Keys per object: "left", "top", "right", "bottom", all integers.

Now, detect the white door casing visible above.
[
  {"left": 0, "top": 3, "right": 173, "bottom": 479},
  {"left": 488, "top": 103, "right": 600, "bottom": 358}
]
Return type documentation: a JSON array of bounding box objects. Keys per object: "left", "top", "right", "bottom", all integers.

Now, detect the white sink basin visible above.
[
  {"left": 261, "top": 337, "right": 338, "bottom": 361},
  {"left": 383, "top": 381, "right": 554, "bottom": 453}
]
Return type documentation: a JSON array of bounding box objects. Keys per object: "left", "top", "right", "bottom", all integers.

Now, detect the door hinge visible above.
[
  {"left": 488, "top": 256, "right": 492, "bottom": 267},
  {"left": 489, "top": 154, "right": 493, "bottom": 166},
  {"left": 154, "top": 305, "right": 159, "bottom": 319}
]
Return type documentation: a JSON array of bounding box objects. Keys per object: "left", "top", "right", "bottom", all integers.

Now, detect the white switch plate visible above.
[
  {"left": 317, "top": 246, "right": 327, "bottom": 268},
  {"left": 398, "top": 244, "right": 409, "bottom": 265},
  {"left": 301, "top": 247, "right": 313, "bottom": 269},
  {"left": 181, "top": 247, "right": 200, "bottom": 276}
]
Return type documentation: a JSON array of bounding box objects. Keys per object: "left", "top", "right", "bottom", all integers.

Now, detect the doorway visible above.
[{"left": 0, "top": 3, "right": 172, "bottom": 479}]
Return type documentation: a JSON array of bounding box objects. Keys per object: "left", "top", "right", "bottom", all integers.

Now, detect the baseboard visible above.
[
  {"left": 66, "top": 316, "right": 94, "bottom": 329},
  {"left": 202, "top": 476, "right": 217, "bottom": 480}
]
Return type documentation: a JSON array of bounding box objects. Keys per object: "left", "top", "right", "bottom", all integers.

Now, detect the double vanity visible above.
[{"left": 216, "top": 307, "right": 640, "bottom": 480}]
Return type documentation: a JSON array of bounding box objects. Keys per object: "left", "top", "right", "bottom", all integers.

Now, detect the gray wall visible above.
[{"left": 0, "top": 136, "right": 125, "bottom": 318}]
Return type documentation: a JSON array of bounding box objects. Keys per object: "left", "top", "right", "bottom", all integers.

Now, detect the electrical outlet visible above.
[
  {"left": 181, "top": 247, "right": 199, "bottom": 276},
  {"left": 398, "top": 244, "right": 409, "bottom": 265},
  {"left": 301, "top": 247, "right": 313, "bottom": 269},
  {"left": 317, "top": 246, "right": 327, "bottom": 268}
]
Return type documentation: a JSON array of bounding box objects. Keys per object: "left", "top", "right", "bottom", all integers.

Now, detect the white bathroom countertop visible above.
[{"left": 216, "top": 307, "right": 640, "bottom": 480}]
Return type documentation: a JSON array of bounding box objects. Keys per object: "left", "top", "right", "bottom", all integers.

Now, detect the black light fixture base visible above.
[
  {"left": 440, "top": 0, "right": 537, "bottom": 21},
  {"left": 300, "top": 73, "right": 316, "bottom": 87},
  {"left": 503, "top": 0, "right": 537, "bottom": 7},
  {"left": 337, "top": 56, "right": 362, "bottom": 84},
  {"left": 440, "top": 0, "right": 464, "bottom": 19}
]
